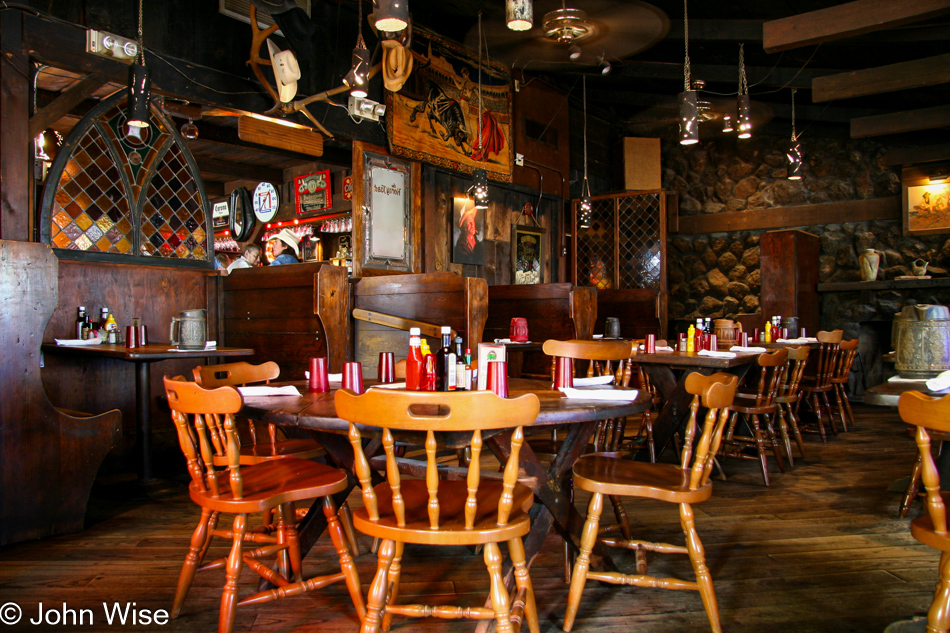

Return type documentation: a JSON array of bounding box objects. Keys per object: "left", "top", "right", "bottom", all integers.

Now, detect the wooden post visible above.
[{"left": 0, "top": 10, "right": 31, "bottom": 241}]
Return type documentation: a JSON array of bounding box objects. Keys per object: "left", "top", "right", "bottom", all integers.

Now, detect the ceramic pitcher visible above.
[
  {"left": 170, "top": 309, "right": 207, "bottom": 350},
  {"left": 713, "top": 319, "right": 742, "bottom": 348}
]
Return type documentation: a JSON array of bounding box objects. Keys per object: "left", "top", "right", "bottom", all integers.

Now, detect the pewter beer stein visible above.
[{"left": 170, "top": 309, "right": 207, "bottom": 350}]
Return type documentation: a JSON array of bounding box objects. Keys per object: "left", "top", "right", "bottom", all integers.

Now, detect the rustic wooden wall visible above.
[{"left": 41, "top": 259, "right": 218, "bottom": 473}]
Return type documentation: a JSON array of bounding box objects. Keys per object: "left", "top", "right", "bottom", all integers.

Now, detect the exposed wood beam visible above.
[
  {"left": 763, "top": 0, "right": 950, "bottom": 53},
  {"left": 884, "top": 143, "right": 950, "bottom": 166},
  {"left": 676, "top": 197, "right": 899, "bottom": 235},
  {"left": 202, "top": 180, "right": 225, "bottom": 198},
  {"left": 29, "top": 69, "right": 121, "bottom": 137},
  {"left": 851, "top": 105, "right": 950, "bottom": 138},
  {"left": 812, "top": 53, "right": 950, "bottom": 102},
  {"left": 195, "top": 157, "right": 282, "bottom": 183}
]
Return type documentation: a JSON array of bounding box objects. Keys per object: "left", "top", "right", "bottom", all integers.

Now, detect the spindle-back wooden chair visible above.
[
  {"left": 563, "top": 372, "right": 739, "bottom": 633},
  {"left": 831, "top": 338, "right": 859, "bottom": 432},
  {"left": 797, "top": 329, "right": 843, "bottom": 442},
  {"left": 335, "top": 388, "right": 541, "bottom": 633},
  {"left": 163, "top": 376, "right": 364, "bottom": 633},
  {"left": 774, "top": 345, "right": 810, "bottom": 465}
]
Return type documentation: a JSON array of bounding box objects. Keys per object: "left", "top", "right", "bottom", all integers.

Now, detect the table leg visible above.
[{"left": 135, "top": 361, "right": 152, "bottom": 481}]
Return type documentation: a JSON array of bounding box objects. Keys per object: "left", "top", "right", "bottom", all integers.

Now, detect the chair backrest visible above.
[
  {"left": 811, "top": 330, "right": 844, "bottom": 388},
  {"left": 747, "top": 348, "right": 788, "bottom": 408},
  {"left": 192, "top": 361, "right": 280, "bottom": 388},
  {"left": 898, "top": 391, "right": 950, "bottom": 533},
  {"left": 542, "top": 338, "right": 636, "bottom": 383},
  {"left": 681, "top": 372, "right": 739, "bottom": 490},
  {"left": 334, "top": 389, "right": 541, "bottom": 530},
  {"left": 779, "top": 346, "right": 810, "bottom": 398},
  {"left": 164, "top": 376, "right": 245, "bottom": 498},
  {"left": 833, "top": 338, "right": 859, "bottom": 381}
]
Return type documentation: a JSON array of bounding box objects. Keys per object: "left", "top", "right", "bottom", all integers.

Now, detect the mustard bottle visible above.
[
  {"left": 687, "top": 324, "right": 696, "bottom": 352},
  {"left": 765, "top": 320, "right": 772, "bottom": 343}
]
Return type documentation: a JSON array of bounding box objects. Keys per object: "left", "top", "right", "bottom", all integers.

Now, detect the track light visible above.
[
  {"left": 506, "top": 0, "right": 533, "bottom": 31},
  {"left": 127, "top": 62, "right": 150, "bottom": 129},
  {"left": 679, "top": 91, "right": 699, "bottom": 145},
  {"left": 470, "top": 168, "right": 489, "bottom": 210},
  {"left": 597, "top": 55, "right": 611, "bottom": 75},
  {"left": 568, "top": 44, "right": 582, "bottom": 60},
  {"left": 374, "top": 0, "right": 408, "bottom": 32}
]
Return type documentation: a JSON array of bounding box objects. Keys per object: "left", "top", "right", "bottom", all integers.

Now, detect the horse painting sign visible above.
[{"left": 386, "top": 26, "right": 512, "bottom": 182}]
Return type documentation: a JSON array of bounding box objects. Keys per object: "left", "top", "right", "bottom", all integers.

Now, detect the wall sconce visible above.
[
  {"left": 374, "top": 0, "right": 408, "bottom": 32},
  {"left": 506, "top": 0, "right": 533, "bottom": 31},
  {"left": 930, "top": 172, "right": 949, "bottom": 184}
]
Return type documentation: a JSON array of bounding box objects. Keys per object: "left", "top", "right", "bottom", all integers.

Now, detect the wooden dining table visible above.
[{"left": 242, "top": 378, "right": 652, "bottom": 596}]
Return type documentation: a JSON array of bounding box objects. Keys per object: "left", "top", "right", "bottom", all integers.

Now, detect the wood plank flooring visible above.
[{"left": 0, "top": 404, "right": 938, "bottom": 632}]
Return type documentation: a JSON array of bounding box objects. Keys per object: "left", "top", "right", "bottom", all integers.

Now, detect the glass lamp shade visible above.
[
  {"left": 127, "top": 62, "right": 151, "bottom": 128},
  {"left": 787, "top": 139, "right": 804, "bottom": 180},
  {"left": 506, "top": 0, "right": 533, "bottom": 31},
  {"left": 344, "top": 46, "right": 371, "bottom": 98},
  {"left": 470, "top": 168, "right": 489, "bottom": 209},
  {"left": 679, "top": 91, "right": 699, "bottom": 145},
  {"left": 373, "top": 0, "right": 408, "bottom": 32},
  {"left": 737, "top": 95, "right": 752, "bottom": 139}
]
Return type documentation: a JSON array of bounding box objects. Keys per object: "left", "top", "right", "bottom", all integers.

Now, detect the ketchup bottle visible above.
[{"left": 406, "top": 327, "right": 424, "bottom": 390}]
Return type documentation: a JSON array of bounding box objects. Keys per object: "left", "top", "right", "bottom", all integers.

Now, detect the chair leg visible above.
[
  {"left": 680, "top": 503, "right": 721, "bottom": 633},
  {"left": 762, "top": 414, "right": 786, "bottom": 473},
  {"left": 275, "top": 503, "right": 294, "bottom": 581},
  {"left": 564, "top": 492, "right": 603, "bottom": 632},
  {"left": 219, "top": 513, "right": 247, "bottom": 633},
  {"left": 508, "top": 537, "right": 540, "bottom": 633},
  {"left": 608, "top": 495, "right": 633, "bottom": 540},
  {"left": 323, "top": 496, "right": 366, "bottom": 621},
  {"left": 381, "top": 541, "right": 404, "bottom": 631},
  {"left": 172, "top": 507, "right": 215, "bottom": 618},
  {"left": 775, "top": 408, "right": 794, "bottom": 467},
  {"left": 928, "top": 551, "right": 950, "bottom": 633},
  {"left": 748, "top": 415, "right": 772, "bottom": 486},
  {"left": 841, "top": 386, "right": 856, "bottom": 431},
  {"left": 485, "top": 542, "right": 516, "bottom": 633},
  {"left": 833, "top": 384, "right": 850, "bottom": 432},
  {"left": 820, "top": 392, "right": 838, "bottom": 435},
  {"left": 901, "top": 454, "right": 925, "bottom": 519},
  {"left": 564, "top": 473, "right": 575, "bottom": 584},
  {"left": 339, "top": 501, "right": 361, "bottom": 557},
  {"left": 362, "top": 539, "right": 396, "bottom": 633},
  {"left": 783, "top": 403, "right": 806, "bottom": 459},
  {"left": 808, "top": 393, "right": 828, "bottom": 443}
]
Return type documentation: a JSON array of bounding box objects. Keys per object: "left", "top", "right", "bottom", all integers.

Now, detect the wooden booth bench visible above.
[{"left": 595, "top": 288, "right": 663, "bottom": 341}]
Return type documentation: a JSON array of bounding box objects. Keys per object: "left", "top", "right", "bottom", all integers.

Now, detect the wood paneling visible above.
[
  {"left": 851, "top": 105, "right": 950, "bottom": 138},
  {"left": 676, "top": 197, "right": 900, "bottom": 235},
  {"left": 763, "top": 0, "right": 950, "bottom": 53},
  {"left": 760, "top": 229, "right": 821, "bottom": 335},
  {"left": 511, "top": 74, "right": 570, "bottom": 199},
  {"left": 812, "top": 53, "right": 950, "bottom": 103},
  {"left": 0, "top": 11, "right": 31, "bottom": 241}
]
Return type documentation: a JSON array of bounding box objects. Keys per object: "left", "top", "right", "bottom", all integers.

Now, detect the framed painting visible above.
[
  {"left": 386, "top": 25, "right": 513, "bottom": 183},
  {"left": 511, "top": 225, "right": 545, "bottom": 284},
  {"left": 904, "top": 165, "right": 950, "bottom": 236},
  {"left": 452, "top": 197, "right": 485, "bottom": 265}
]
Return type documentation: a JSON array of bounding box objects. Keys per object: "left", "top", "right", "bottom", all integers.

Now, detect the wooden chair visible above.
[
  {"left": 335, "top": 388, "right": 542, "bottom": 633},
  {"left": 193, "top": 361, "right": 324, "bottom": 464},
  {"left": 797, "top": 330, "right": 844, "bottom": 442},
  {"left": 163, "top": 376, "right": 365, "bottom": 633},
  {"left": 774, "top": 346, "right": 810, "bottom": 465},
  {"left": 830, "top": 338, "right": 859, "bottom": 432},
  {"left": 718, "top": 348, "right": 788, "bottom": 486},
  {"left": 898, "top": 391, "right": 950, "bottom": 632},
  {"left": 899, "top": 432, "right": 949, "bottom": 519},
  {"left": 563, "top": 372, "right": 739, "bottom": 633}
]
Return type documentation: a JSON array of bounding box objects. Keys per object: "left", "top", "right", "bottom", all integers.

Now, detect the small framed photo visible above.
[
  {"left": 295, "top": 170, "right": 332, "bottom": 216},
  {"left": 511, "top": 224, "right": 545, "bottom": 284},
  {"left": 904, "top": 164, "right": 950, "bottom": 236},
  {"left": 211, "top": 198, "right": 229, "bottom": 229},
  {"left": 452, "top": 198, "right": 485, "bottom": 265}
]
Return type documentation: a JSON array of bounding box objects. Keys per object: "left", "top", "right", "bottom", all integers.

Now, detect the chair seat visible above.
[
  {"left": 212, "top": 438, "right": 325, "bottom": 466},
  {"left": 911, "top": 491, "right": 950, "bottom": 552},
  {"left": 190, "top": 457, "right": 348, "bottom": 514},
  {"left": 353, "top": 480, "right": 533, "bottom": 545},
  {"left": 799, "top": 377, "right": 832, "bottom": 393},
  {"left": 572, "top": 454, "right": 712, "bottom": 504},
  {"left": 728, "top": 395, "right": 777, "bottom": 415}
]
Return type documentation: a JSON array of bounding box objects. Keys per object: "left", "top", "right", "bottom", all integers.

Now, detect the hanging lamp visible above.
[
  {"left": 374, "top": 0, "right": 408, "bottom": 32},
  {"left": 736, "top": 43, "right": 752, "bottom": 139},
  {"left": 344, "top": 1, "right": 371, "bottom": 97},
  {"left": 126, "top": 0, "right": 150, "bottom": 131},
  {"left": 506, "top": 0, "right": 533, "bottom": 31},
  {"left": 678, "top": 0, "right": 698, "bottom": 145},
  {"left": 469, "top": 12, "right": 490, "bottom": 210},
  {"left": 578, "top": 75, "right": 593, "bottom": 229},
  {"left": 787, "top": 88, "right": 803, "bottom": 180}
]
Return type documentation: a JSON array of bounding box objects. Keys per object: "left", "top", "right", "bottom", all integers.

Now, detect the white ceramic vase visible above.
[{"left": 859, "top": 249, "right": 881, "bottom": 281}]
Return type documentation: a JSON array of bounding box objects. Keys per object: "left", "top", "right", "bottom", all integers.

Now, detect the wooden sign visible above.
[
  {"left": 295, "top": 170, "right": 332, "bottom": 215},
  {"left": 238, "top": 115, "right": 324, "bottom": 157},
  {"left": 342, "top": 175, "right": 353, "bottom": 200}
]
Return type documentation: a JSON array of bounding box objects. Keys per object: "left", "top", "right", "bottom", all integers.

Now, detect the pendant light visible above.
[
  {"left": 126, "top": 0, "right": 150, "bottom": 131},
  {"left": 506, "top": 0, "right": 533, "bottom": 31},
  {"left": 787, "top": 88, "right": 803, "bottom": 180},
  {"left": 373, "top": 0, "right": 408, "bottom": 32},
  {"left": 578, "top": 75, "right": 592, "bottom": 229},
  {"left": 736, "top": 43, "right": 752, "bottom": 139},
  {"left": 344, "top": 1, "right": 370, "bottom": 98},
  {"left": 678, "top": 0, "right": 698, "bottom": 146},
  {"left": 469, "top": 12, "right": 490, "bottom": 210}
]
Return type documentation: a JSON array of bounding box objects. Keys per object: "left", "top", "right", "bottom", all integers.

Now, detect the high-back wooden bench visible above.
[{"left": 595, "top": 288, "right": 663, "bottom": 340}]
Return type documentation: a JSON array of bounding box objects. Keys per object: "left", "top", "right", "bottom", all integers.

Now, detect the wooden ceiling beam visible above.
[
  {"left": 29, "top": 69, "right": 122, "bottom": 136},
  {"left": 812, "top": 53, "right": 950, "bottom": 102},
  {"left": 763, "top": 0, "right": 950, "bottom": 53},
  {"left": 851, "top": 105, "right": 950, "bottom": 138},
  {"left": 195, "top": 157, "right": 282, "bottom": 183}
]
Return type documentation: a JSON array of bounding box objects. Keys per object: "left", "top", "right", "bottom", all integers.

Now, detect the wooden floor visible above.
[{"left": 0, "top": 404, "right": 939, "bottom": 633}]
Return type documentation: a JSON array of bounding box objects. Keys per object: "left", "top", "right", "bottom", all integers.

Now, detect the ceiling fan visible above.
[{"left": 466, "top": 0, "right": 670, "bottom": 70}]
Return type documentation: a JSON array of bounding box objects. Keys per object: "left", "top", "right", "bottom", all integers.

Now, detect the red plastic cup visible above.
[
  {"left": 125, "top": 326, "right": 139, "bottom": 349},
  {"left": 753, "top": 328, "right": 760, "bottom": 342},
  {"left": 309, "top": 357, "right": 329, "bottom": 393},
  {"left": 509, "top": 317, "right": 529, "bottom": 343},
  {"left": 343, "top": 361, "right": 364, "bottom": 394},
  {"left": 554, "top": 356, "right": 574, "bottom": 389},
  {"left": 138, "top": 325, "right": 148, "bottom": 347},
  {"left": 740, "top": 331, "right": 749, "bottom": 347},
  {"left": 645, "top": 334, "right": 656, "bottom": 354},
  {"left": 486, "top": 361, "right": 509, "bottom": 398},
  {"left": 377, "top": 352, "right": 395, "bottom": 384}
]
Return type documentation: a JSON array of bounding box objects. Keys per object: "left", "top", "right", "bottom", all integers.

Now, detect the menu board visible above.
[{"left": 295, "top": 170, "right": 332, "bottom": 216}]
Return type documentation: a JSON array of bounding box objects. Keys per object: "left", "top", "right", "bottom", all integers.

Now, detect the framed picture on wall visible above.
[
  {"left": 904, "top": 164, "right": 950, "bottom": 236},
  {"left": 511, "top": 225, "right": 545, "bottom": 284},
  {"left": 452, "top": 198, "right": 485, "bottom": 265}
]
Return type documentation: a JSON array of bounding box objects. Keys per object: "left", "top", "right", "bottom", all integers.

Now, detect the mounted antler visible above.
[{"left": 247, "top": 5, "right": 280, "bottom": 105}]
